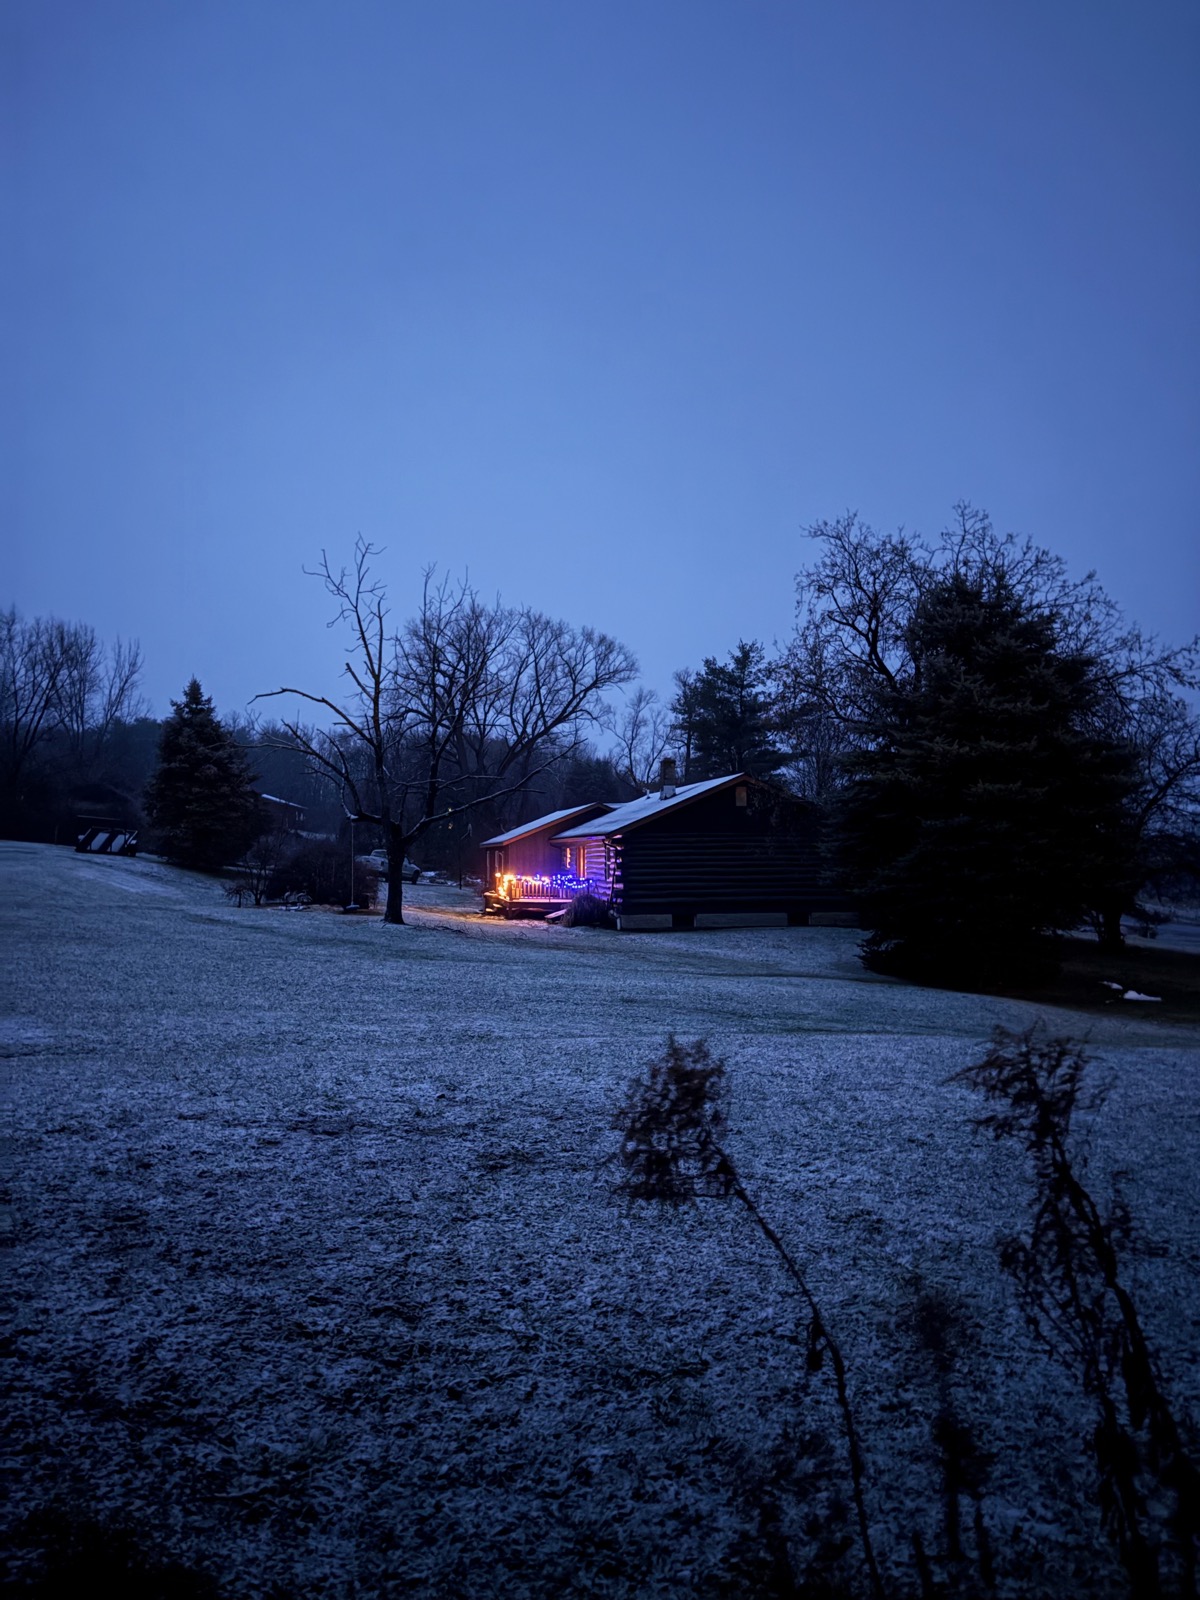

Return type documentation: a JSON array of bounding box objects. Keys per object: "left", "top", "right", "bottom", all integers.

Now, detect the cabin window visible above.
[{"left": 735, "top": 786, "right": 748, "bottom": 807}]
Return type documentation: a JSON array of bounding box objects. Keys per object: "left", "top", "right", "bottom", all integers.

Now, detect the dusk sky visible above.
[{"left": 7, "top": 0, "right": 1199, "bottom": 721}]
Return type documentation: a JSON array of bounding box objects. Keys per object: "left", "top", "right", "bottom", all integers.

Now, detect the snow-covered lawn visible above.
[{"left": 3, "top": 842, "right": 1198, "bottom": 1597}]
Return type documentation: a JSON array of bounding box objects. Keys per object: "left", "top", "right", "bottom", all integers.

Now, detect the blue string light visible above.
[{"left": 497, "top": 871, "right": 599, "bottom": 899}]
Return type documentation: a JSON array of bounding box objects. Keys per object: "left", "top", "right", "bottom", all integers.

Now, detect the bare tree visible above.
[
  {"left": 772, "top": 628, "right": 853, "bottom": 802},
  {"left": 785, "top": 503, "right": 1198, "bottom": 732},
  {"left": 776, "top": 512, "right": 927, "bottom": 736},
  {"left": 256, "top": 541, "right": 637, "bottom": 923},
  {"left": 56, "top": 627, "right": 146, "bottom": 777},
  {"left": 1, "top": 609, "right": 145, "bottom": 793},
  {"left": 1, "top": 609, "right": 67, "bottom": 789},
  {"left": 605, "top": 686, "right": 672, "bottom": 791}
]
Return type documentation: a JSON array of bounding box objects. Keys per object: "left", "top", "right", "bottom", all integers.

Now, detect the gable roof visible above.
[
  {"left": 479, "top": 803, "right": 614, "bottom": 850},
  {"left": 553, "top": 774, "right": 748, "bottom": 840}
]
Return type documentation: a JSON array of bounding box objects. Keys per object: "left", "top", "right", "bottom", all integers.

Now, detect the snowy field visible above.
[{"left": 3, "top": 841, "right": 1198, "bottom": 1597}]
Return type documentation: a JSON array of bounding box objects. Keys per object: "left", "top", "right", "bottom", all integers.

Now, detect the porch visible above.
[{"left": 483, "top": 871, "right": 606, "bottom": 918}]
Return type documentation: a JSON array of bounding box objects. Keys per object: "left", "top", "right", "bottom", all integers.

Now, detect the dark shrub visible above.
[
  {"left": 563, "top": 890, "right": 610, "bottom": 927},
  {"left": 268, "top": 840, "right": 378, "bottom": 907},
  {"left": 10, "top": 1507, "right": 218, "bottom": 1598}
]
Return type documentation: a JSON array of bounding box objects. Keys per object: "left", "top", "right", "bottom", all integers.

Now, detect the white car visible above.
[{"left": 359, "top": 849, "right": 421, "bottom": 884}]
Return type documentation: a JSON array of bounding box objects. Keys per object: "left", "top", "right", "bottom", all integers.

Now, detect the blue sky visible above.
[{"left": 6, "top": 0, "right": 1198, "bottom": 719}]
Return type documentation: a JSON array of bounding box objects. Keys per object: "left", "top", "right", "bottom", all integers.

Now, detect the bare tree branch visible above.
[{"left": 256, "top": 543, "right": 636, "bottom": 922}]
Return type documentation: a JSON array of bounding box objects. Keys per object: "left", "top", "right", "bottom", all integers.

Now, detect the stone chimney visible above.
[{"left": 659, "top": 757, "right": 677, "bottom": 799}]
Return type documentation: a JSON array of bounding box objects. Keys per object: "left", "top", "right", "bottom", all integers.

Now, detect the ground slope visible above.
[{"left": 3, "top": 843, "right": 1198, "bottom": 1597}]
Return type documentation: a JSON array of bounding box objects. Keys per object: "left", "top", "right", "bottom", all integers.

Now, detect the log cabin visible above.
[
  {"left": 480, "top": 803, "right": 614, "bottom": 917},
  {"left": 552, "top": 762, "right": 848, "bottom": 930}
]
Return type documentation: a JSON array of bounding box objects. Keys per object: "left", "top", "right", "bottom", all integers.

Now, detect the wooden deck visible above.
[{"left": 483, "top": 873, "right": 606, "bottom": 919}]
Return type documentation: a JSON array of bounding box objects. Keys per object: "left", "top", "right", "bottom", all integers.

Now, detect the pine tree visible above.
[
  {"left": 677, "top": 641, "right": 786, "bottom": 779},
  {"left": 787, "top": 506, "right": 1200, "bottom": 949},
  {"left": 837, "top": 575, "right": 1136, "bottom": 981},
  {"left": 145, "top": 679, "right": 264, "bottom": 872}
]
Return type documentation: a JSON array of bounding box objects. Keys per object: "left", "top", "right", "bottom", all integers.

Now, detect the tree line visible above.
[
  {"left": 0, "top": 569, "right": 643, "bottom": 912},
  {"left": 0, "top": 608, "right": 153, "bottom": 842},
  {"left": 5, "top": 504, "right": 1198, "bottom": 970},
  {"left": 642, "top": 506, "right": 1198, "bottom": 975}
]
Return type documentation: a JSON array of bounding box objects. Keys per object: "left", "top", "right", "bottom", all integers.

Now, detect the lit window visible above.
[{"left": 735, "top": 786, "right": 748, "bottom": 807}]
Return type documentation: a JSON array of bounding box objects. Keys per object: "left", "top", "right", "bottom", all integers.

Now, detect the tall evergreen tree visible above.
[
  {"left": 837, "top": 575, "right": 1136, "bottom": 981},
  {"left": 675, "top": 641, "right": 786, "bottom": 779},
  {"left": 784, "top": 505, "right": 1200, "bottom": 945},
  {"left": 145, "top": 679, "right": 264, "bottom": 872}
]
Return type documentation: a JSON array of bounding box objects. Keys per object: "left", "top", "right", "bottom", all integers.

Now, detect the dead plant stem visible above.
[{"left": 729, "top": 1175, "right": 886, "bottom": 1600}]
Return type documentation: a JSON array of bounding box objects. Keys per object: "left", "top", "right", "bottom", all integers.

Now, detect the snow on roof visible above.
[
  {"left": 479, "top": 804, "right": 613, "bottom": 849},
  {"left": 553, "top": 773, "right": 745, "bottom": 839}
]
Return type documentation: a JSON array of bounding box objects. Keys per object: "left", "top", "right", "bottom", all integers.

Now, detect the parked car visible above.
[{"left": 358, "top": 849, "right": 421, "bottom": 884}]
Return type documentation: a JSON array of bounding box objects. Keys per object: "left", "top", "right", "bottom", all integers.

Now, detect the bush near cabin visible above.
[
  {"left": 563, "top": 890, "right": 611, "bottom": 927},
  {"left": 268, "top": 839, "right": 379, "bottom": 907}
]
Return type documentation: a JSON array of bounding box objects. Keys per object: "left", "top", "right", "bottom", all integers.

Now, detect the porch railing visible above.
[{"left": 499, "top": 873, "right": 603, "bottom": 902}]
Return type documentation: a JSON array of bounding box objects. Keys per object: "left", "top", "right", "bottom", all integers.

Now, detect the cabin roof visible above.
[
  {"left": 553, "top": 773, "right": 748, "bottom": 840},
  {"left": 479, "top": 804, "right": 614, "bottom": 849}
]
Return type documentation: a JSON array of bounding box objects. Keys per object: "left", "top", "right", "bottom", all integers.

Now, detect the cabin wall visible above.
[
  {"left": 500, "top": 835, "right": 567, "bottom": 878},
  {"left": 483, "top": 802, "right": 613, "bottom": 886},
  {"left": 611, "top": 785, "right": 843, "bottom": 919},
  {"left": 554, "top": 838, "right": 613, "bottom": 891},
  {"left": 581, "top": 839, "right": 609, "bottom": 887},
  {"left": 613, "top": 833, "right": 835, "bottom": 916}
]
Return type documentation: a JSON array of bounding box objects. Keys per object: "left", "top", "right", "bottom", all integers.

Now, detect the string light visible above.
[{"left": 496, "top": 871, "right": 598, "bottom": 901}]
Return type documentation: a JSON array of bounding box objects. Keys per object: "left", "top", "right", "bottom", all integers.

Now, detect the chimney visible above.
[{"left": 659, "top": 757, "right": 677, "bottom": 799}]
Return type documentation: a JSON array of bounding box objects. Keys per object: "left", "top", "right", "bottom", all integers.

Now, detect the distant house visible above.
[
  {"left": 480, "top": 803, "right": 613, "bottom": 917},
  {"left": 260, "top": 794, "right": 306, "bottom": 832},
  {"left": 555, "top": 765, "right": 846, "bottom": 930},
  {"left": 482, "top": 763, "right": 852, "bottom": 930}
]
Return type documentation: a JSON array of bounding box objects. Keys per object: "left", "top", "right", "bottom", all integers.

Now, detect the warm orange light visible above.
[{"left": 497, "top": 871, "right": 582, "bottom": 901}]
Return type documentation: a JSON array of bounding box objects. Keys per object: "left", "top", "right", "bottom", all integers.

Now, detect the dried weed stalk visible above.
[
  {"left": 613, "top": 1035, "right": 884, "bottom": 1600},
  {"left": 953, "top": 1027, "right": 1199, "bottom": 1598},
  {"left": 903, "top": 1280, "right": 996, "bottom": 1593}
]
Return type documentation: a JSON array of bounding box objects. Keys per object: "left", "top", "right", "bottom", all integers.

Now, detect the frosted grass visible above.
[{"left": 3, "top": 842, "right": 1197, "bottom": 1597}]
